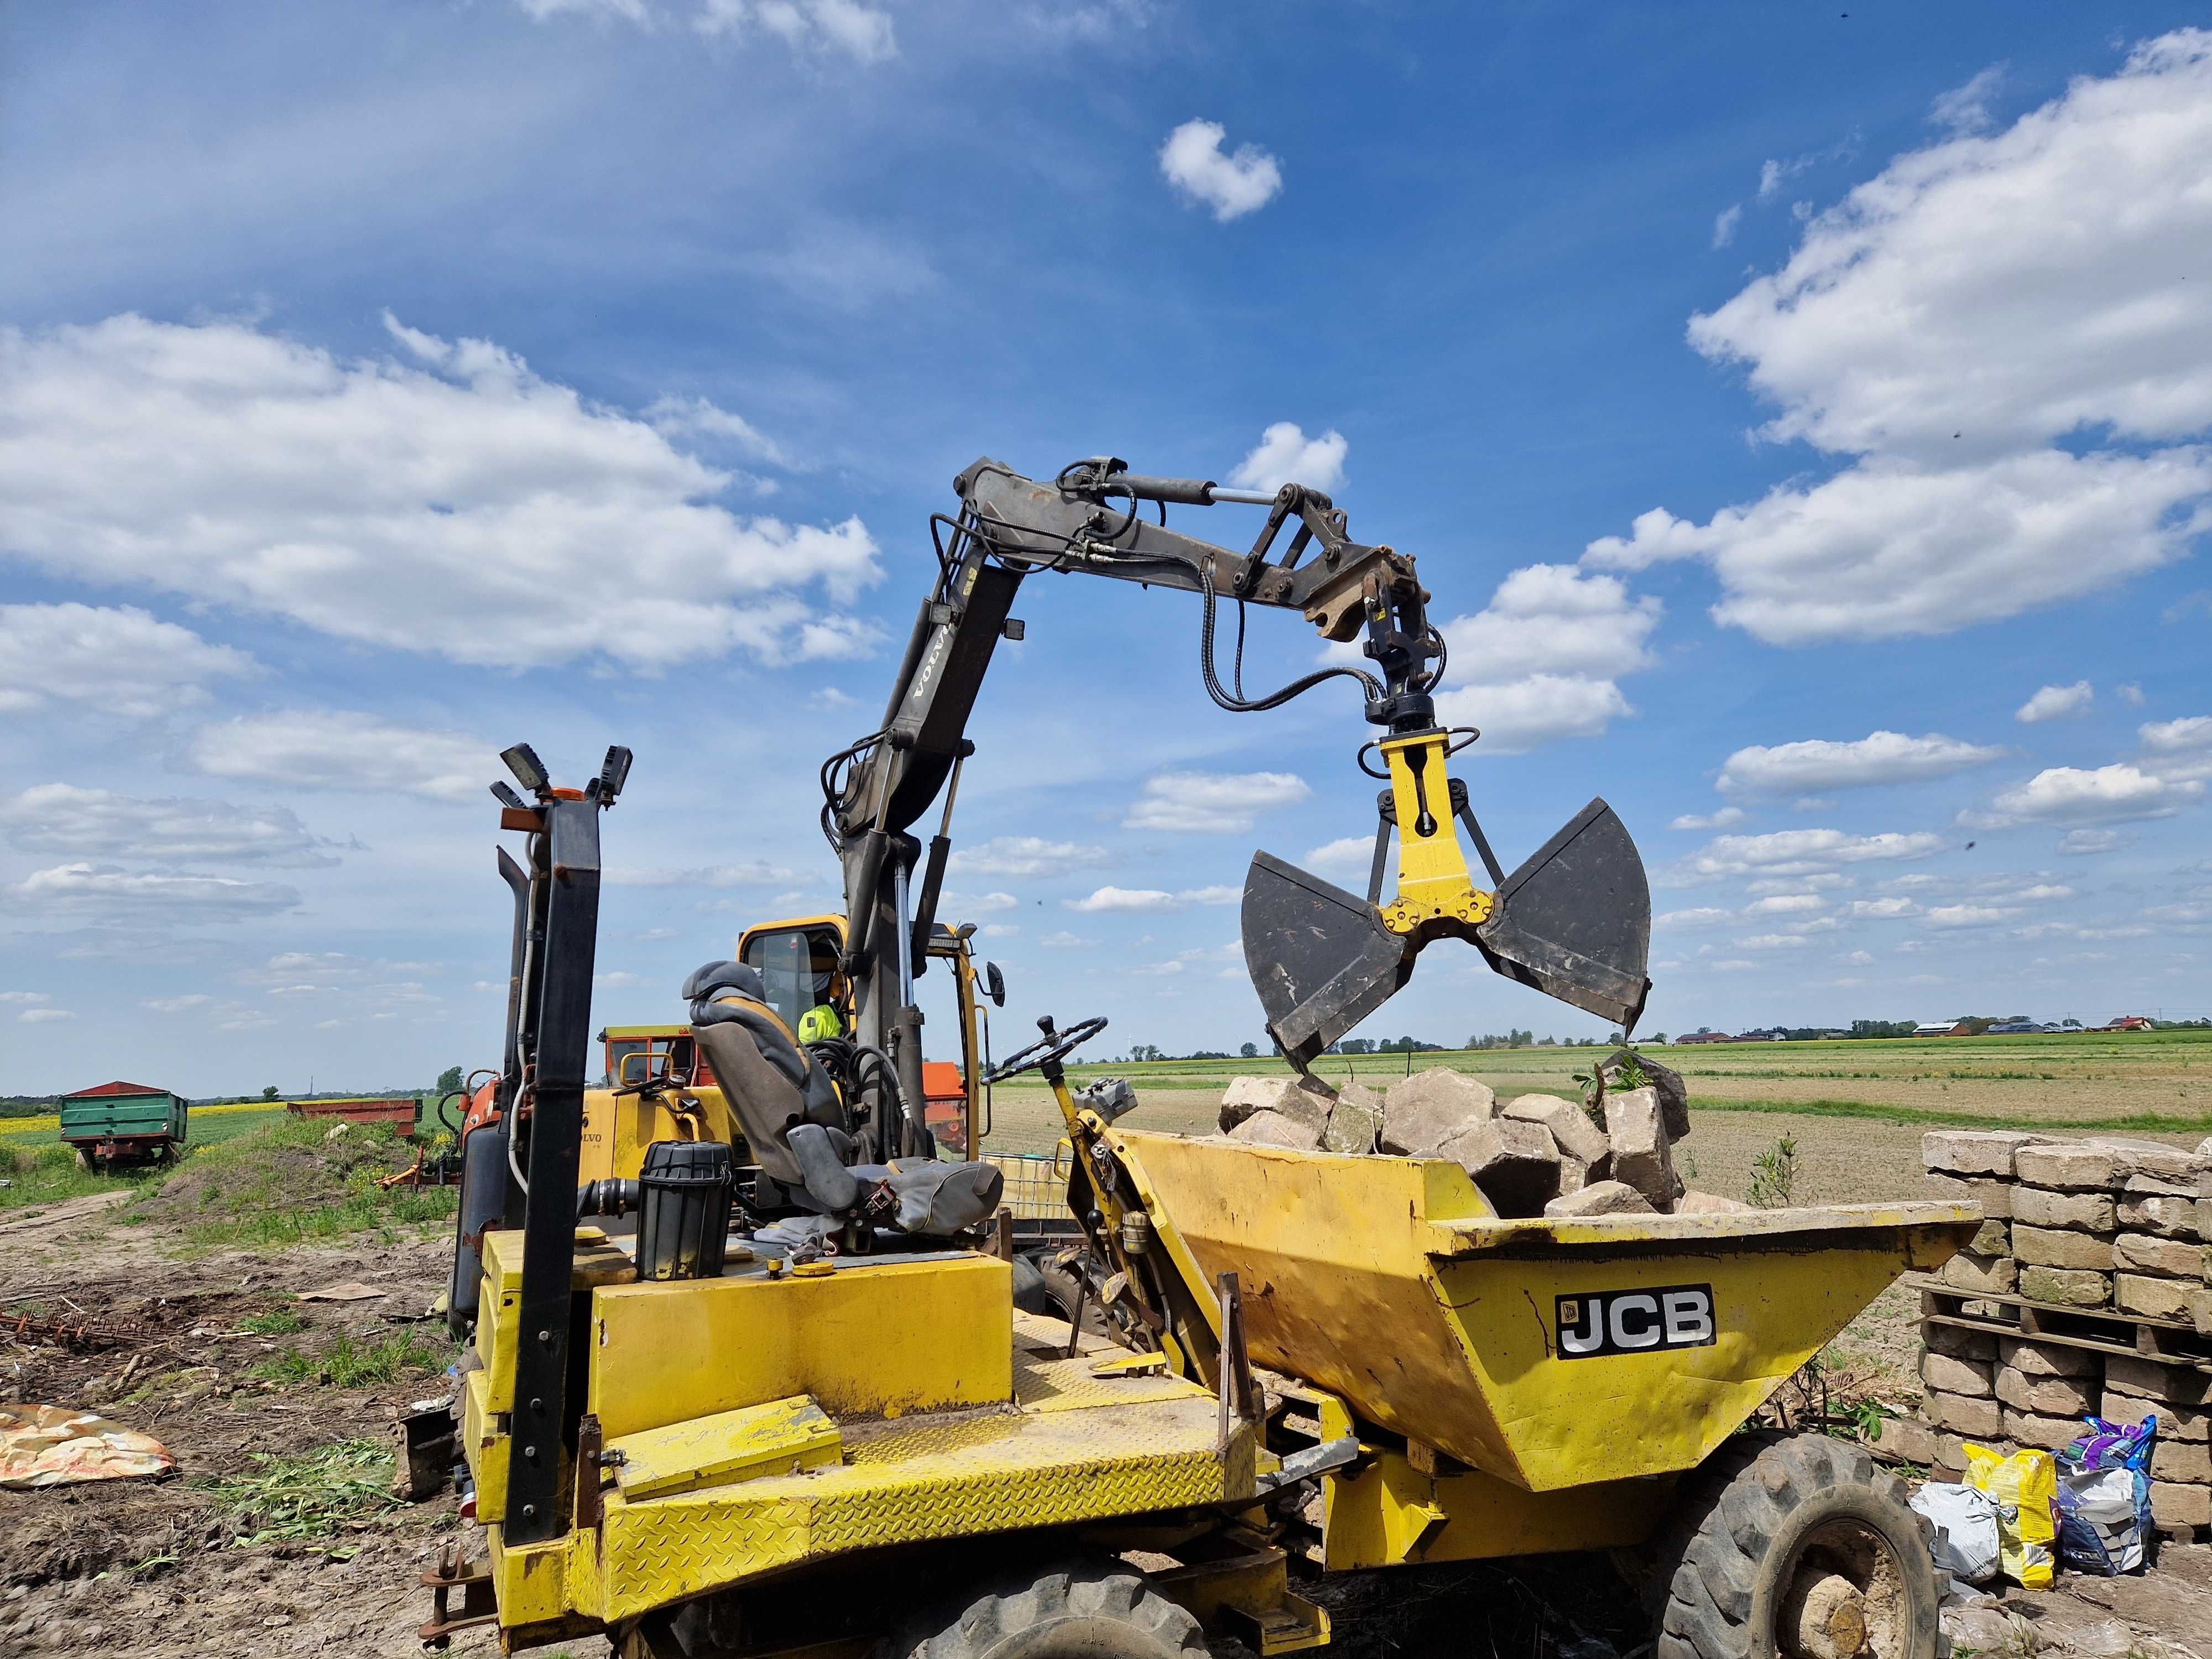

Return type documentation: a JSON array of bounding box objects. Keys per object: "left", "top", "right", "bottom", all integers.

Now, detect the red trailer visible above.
[{"left": 286, "top": 1097, "right": 419, "bottom": 1136}]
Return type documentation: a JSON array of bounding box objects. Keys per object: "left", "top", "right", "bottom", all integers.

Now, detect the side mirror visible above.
[{"left": 984, "top": 962, "right": 1006, "bottom": 1009}]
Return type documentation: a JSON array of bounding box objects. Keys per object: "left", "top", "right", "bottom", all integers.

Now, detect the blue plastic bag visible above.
[{"left": 2057, "top": 1415, "right": 2156, "bottom": 1575}]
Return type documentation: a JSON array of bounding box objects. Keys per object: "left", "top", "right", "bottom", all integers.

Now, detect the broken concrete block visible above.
[
  {"left": 1380, "top": 1067, "right": 1495, "bottom": 1158},
  {"left": 2003, "top": 1408, "right": 2083, "bottom": 1452},
  {"left": 2088, "top": 1138, "right": 2204, "bottom": 1184},
  {"left": 1921, "top": 1352, "right": 1993, "bottom": 1397},
  {"left": 2012, "top": 1224, "right": 2117, "bottom": 1271},
  {"left": 1874, "top": 1416, "right": 1941, "bottom": 1466},
  {"left": 2103, "top": 1391, "right": 2211, "bottom": 1443},
  {"left": 1677, "top": 1191, "right": 1755, "bottom": 1215},
  {"left": 1942, "top": 1253, "right": 2017, "bottom": 1296},
  {"left": 2108, "top": 1353, "right": 2212, "bottom": 1405},
  {"left": 2114, "top": 1232, "right": 2203, "bottom": 1278},
  {"left": 1922, "top": 1129, "right": 2044, "bottom": 1177},
  {"left": 1544, "top": 1179, "right": 1655, "bottom": 1219},
  {"left": 1441, "top": 1116, "right": 1560, "bottom": 1218},
  {"left": 2014, "top": 1143, "right": 2120, "bottom": 1191},
  {"left": 1932, "top": 1432, "right": 1969, "bottom": 1475},
  {"left": 1225, "top": 1109, "right": 1324, "bottom": 1151},
  {"left": 1501, "top": 1092, "right": 1610, "bottom": 1166},
  {"left": 1603, "top": 1086, "right": 1679, "bottom": 1210},
  {"left": 2152, "top": 1481, "right": 2212, "bottom": 1531},
  {"left": 1926, "top": 1391, "right": 2005, "bottom": 1438},
  {"left": 1219, "top": 1074, "right": 1334, "bottom": 1136},
  {"left": 2116, "top": 1272, "right": 2198, "bottom": 1323},
  {"left": 2120, "top": 1193, "right": 2201, "bottom": 1238},
  {"left": 1997, "top": 1337, "right": 2098, "bottom": 1379},
  {"left": 1604, "top": 1048, "right": 1690, "bottom": 1141},
  {"left": 1322, "top": 1081, "right": 1384, "bottom": 1155},
  {"left": 1994, "top": 1366, "right": 2095, "bottom": 1417},
  {"left": 1968, "top": 1218, "right": 2011, "bottom": 1256},
  {"left": 2153, "top": 1439, "right": 2212, "bottom": 1483},
  {"left": 1929, "top": 1324, "right": 1999, "bottom": 1362},
  {"left": 2012, "top": 1186, "right": 2117, "bottom": 1233},
  {"left": 2018, "top": 1265, "right": 2111, "bottom": 1307}
]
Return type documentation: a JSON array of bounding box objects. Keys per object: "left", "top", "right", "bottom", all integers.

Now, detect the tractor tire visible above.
[
  {"left": 879, "top": 1558, "right": 1204, "bottom": 1659},
  {"left": 1648, "top": 1430, "right": 1943, "bottom": 1659},
  {"left": 75, "top": 1148, "right": 96, "bottom": 1173}
]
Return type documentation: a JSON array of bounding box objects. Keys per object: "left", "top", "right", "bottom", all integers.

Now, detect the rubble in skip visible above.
[
  {"left": 1877, "top": 1128, "right": 2212, "bottom": 1541},
  {"left": 1212, "top": 1048, "right": 1724, "bottom": 1222}
]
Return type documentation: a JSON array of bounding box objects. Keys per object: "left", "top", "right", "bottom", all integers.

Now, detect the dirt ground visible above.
[{"left": 0, "top": 1199, "right": 495, "bottom": 1659}]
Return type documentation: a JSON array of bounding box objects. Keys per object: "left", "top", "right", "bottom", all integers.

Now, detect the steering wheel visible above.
[{"left": 985, "top": 1014, "right": 1108, "bottom": 1084}]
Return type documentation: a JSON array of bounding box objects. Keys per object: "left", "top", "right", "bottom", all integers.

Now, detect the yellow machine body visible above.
[
  {"left": 1375, "top": 730, "right": 1492, "bottom": 937},
  {"left": 1113, "top": 1129, "right": 1974, "bottom": 1496}
]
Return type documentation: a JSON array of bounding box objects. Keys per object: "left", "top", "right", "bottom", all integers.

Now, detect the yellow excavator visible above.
[{"left": 434, "top": 456, "right": 1970, "bottom": 1659}]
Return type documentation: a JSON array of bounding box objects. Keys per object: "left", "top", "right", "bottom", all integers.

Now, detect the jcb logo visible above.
[{"left": 1555, "top": 1284, "right": 1715, "bottom": 1359}]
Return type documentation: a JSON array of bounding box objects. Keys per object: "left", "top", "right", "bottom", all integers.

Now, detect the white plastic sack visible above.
[
  {"left": 1911, "top": 1481, "right": 2002, "bottom": 1583},
  {"left": 2057, "top": 1466, "right": 2148, "bottom": 1575}
]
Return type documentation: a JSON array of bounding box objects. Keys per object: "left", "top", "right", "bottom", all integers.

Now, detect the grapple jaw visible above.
[{"left": 1241, "top": 763, "right": 1651, "bottom": 1066}]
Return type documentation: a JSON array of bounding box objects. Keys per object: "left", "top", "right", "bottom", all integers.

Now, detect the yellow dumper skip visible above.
[{"left": 1115, "top": 1129, "right": 1976, "bottom": 1491}]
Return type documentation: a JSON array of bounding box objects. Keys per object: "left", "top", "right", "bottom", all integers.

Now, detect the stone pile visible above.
[
  {"left": 1879, "top": 1128, "right": 2212, "bottom": 1538},
  {"left": 1214, "top": 1051, "right": 1738, "bottom": 1222}
]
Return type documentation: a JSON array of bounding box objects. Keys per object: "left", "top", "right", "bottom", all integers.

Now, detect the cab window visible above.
[{"left": 742, "top": 926, "right": 843, "bottom": 1035}]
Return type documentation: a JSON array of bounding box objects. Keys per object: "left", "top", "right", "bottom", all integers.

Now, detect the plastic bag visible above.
[
  {"left": 2057, "top": 1415, "right": 2156, "bottom": 1575},
  {"left": 1964, "top": 1442, "right": 2059, "bottom": 1589},
  {"left": 1910, "top": 1481, "right": 2002, "bottom": 1582}
]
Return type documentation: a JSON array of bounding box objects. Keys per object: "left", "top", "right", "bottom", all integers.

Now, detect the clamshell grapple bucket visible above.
[{"left": 1114, "top": 1130, "right": 1976, "bottom": 1492}]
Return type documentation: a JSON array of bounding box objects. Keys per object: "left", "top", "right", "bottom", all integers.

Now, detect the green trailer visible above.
[{"left": 58, "top": 1082, "right": 189, "bottom": 1169}]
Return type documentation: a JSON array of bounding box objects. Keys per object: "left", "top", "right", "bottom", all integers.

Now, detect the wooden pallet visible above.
[{"left": 1910, "top": 1275, "right": 2212, "bottom": 1371}]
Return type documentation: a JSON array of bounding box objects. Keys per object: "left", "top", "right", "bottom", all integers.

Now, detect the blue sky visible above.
[{"left": 3, "top": 2, "right": 2209, "bottom": 1094}]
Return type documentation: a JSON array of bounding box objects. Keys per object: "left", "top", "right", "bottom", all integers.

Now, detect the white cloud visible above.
[
  {"left": 1849, "top": 897, "right": 1922, "bottom": 919},
  {"left": 1039, "top": 930, "right": 1092, "bottom": 948},
  {"left": 1680, "top": 828, "right": 1944, "bottom": 881},
  {"left": 5, "top": 863, "right": 302, "bottom": 920},
  {"left": 1159, "top": 119, "right": 1283, "bottom": 222},
  {"left": 2141, "top": 716, "right": 2212, "bottom": 754},
  {"left": 1744, "top": 893, "right": 1825, "bottom": 915},
  {"left": 2119, "top": 684, "right": 2147, "bottom": 706},
  {"left": 189, "top": 711, "right": 493, "bottom": 802},
  {"left": 607, "top": 860, "right": 797, "bottom": 888},
  {"left": 144, "top": 993, "right": 213, "bottom": 1013},
  {"left": 2059, "top": 828, "right": 2133, "bottom": 856},
  {"left": 1425, "top": 565, "right": 1661, "bottom": 754},
  {"left": 1927, "top": 904, "right": 2016, "bottom": 928},
  {"left": 642, "top": 395, "right": 786, "bottom": 467},
  {"left": 594, "top": 970, "right": 642, "bottom": 988},
  {"left": 1840, "top": 950, "right": 1874, "bottom": 966},
  {"left": 1655, "top": 907, "right": 1733, "bottom": 928},
  {"left": 1931, "top": 65, "right": 2006, "bottom": 136},
  {"left": 1176, "top": 885, "right": 1240, "bottom": 906},
  {"left": 978, "top": 923, "right": 1020, "bottom": 938},
  {"left": 1584, "top": 34, "right": 2212, "bottom": 643},
  {"left": 1976, "top": 763, "right": 2204, "bottom": 827},
  {"left": 1718, "top": 730, "right": 2004, "bottom": 795},
  {"left": 1734, "top": 933, "right": 1811, "bottom": 950},
  {"left": 1066, "top": 885, "right": 1180, "bottom": 914},
  {"left": 0, "top": 603, "right": 254, "bottom": 718},
  {"left": 1711, "top": 204, "right": 1743, "bottom": 249},
  {"left": 942, "top": 890, "right": 1019, "bottom": 914},
  {"left": 1227, "top": 423, "right": 1345, "bottom": 495},
  {"left": 950, "top": 836, "right": 1112, "bottom": 878},
  {"left": 18, "top": 1007, "right": 74, "bottom": 1024},
  {"left": 1123, "top": 770, "right": 1310, "bottom": 833},
  {"left": 0, "top": 991, "right": 50, "bottom": 1004},
  {"left": 1672, "top": 808, "right": 1747, "bottom": 831},
  {"left": 0, "top": 784, "right": 332, "bottom": 865},
  {"left": 0, "top": 314, "right": 883, "bottom": 671},
  {"left": 693, "top": 0, "right": 897, "bottom": 61},
  {"left": 1301, "top": 836, "right": 1374, "bottom": 877},
  {"left": 2016, "top": 681, "right": 2094, "bottom": 723},
  {"left": 1129, "top": 961, "right": 1183, "bottom": 977}
]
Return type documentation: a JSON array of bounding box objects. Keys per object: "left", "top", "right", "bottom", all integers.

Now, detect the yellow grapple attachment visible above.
[{"left": 1241, "top": 729, "right": 1651, "bottom": 1067}]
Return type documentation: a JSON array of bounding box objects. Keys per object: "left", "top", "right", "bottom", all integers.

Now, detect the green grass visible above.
[
  {"left": 0, "top": 1140, "right": 140, "bottom": 1210},
  {"left": 201, "top": 1438, "right": 403, "bottom": 1545},
  {"left": 240, "top": 1307, "right": 308, "bottom": 1335},
  {"left": 1683, "top": 1095, "right": 2212, "bottom": 1133},
  {"left": 136, "top": 1114, "right": 458, "bottom": 1250},
  {"left": 251, "top": 1328, "right": 452, "bottom": 1389}
]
